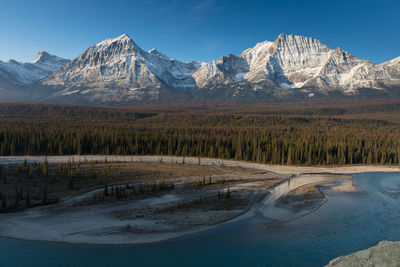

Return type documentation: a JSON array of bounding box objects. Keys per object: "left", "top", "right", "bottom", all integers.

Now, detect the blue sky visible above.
[{"left": 0, "top": 0, "right": 399, "bottom": 63}]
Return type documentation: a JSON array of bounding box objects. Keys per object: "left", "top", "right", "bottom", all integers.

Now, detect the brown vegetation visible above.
[
  {"left": 1, "top": 99, "right": 400, "bottom": 165},
  {"left": 0, "top": 160, "right": 232, "bottom": 212}
]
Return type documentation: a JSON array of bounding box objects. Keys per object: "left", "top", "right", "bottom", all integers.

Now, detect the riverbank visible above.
[
  {"left": 1, "top": 172, "right": 399, "bottom": 267},
  {"left": 0, "top": 158, "right": 289, "bottom": 244},
  {"left": 0, "top": 155, "right": 380, "bottom": 244},
  {"left": 1, "top": 155, "right": 400, "bottom": 174}
]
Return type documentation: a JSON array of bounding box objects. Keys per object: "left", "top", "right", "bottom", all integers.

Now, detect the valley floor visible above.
[{"left": 0, "top": 156, "right": 397, "bottom": 244}]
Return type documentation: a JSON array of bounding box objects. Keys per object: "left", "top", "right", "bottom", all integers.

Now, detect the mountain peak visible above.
[
  {"left": 275, "top": 33, "right": 320, "bottom": 44},
  {"left": 32, "top": 50, "right": 51, "bottom": 63},
  {"left": 276, "top": 33, "right": 298, "bottom": 42},
  {"left": 31, "top": 50, "right": 69, "bottom": 66},
  {"left": 277, "top": 33, "right": 290, "bottom": 38},
  {"left": 271, "top": 33, "right": 330, "bottom": 56},
  {"left": 148, "top": 48, "right": 170, "bottom": 60},
  {"left": 116, "top": 33, "right": 130, "bottom": 40},
  {"left": 7, "top": 59, "right": 20, "bottom": 64},
  {"left": 149, "top": 48, "right": 156, "bottom": 52},
  {"left": 96, "top": 34, "right": 133, "bottom": 47},
  {"left": 24, "top": 33, "right": 400, "bottom": 102},
  {"left": 148, "top": 48, "right": 160, "bottom": 54},
  {"left": 90, "top": 33, "right": 143, "bottom": 56},
  {"left": 240, "top": 40, "right": 273, "bottom": 61},
  {"left": 0, "top": 50, "right": 69, "bottom": 86}
]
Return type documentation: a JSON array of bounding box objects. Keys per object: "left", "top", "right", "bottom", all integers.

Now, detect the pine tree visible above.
[
  {"left": 15, "top": 185, "right": 20, "bottom": 206},
  {"left": 69, "top": 178, "right": 74, "bottom": 189},
  {"left": 43, "top": 158, "right": 48, "bottom": 179},
  {"left": 226, "top": 187, "right": 231, "bottom": 199},
  {"left": 104, "top": 181, "right": 109, "bottom": 196},
  {"left": 42, "top": 186, "right": 48, "bottom": 205},
  {"left": 2, "top": 194, "right": 7, "bottom": 210},
  {"left": 25, "top": 192, "right": 30, "bottom": 207},
  {"left": 0, "top": 163, "right": 2, "bottom": 184}
]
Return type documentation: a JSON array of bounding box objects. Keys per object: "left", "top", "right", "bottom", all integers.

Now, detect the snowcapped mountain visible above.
[
  {"left": 233, "top": 34, "right": 400, "bottom": 96},
  {"left": 0, "top": 51, "right": 69, "bottom": 85},
  {"left": 380, "top": 56, "right": 400, "bottom": 81},
  {"left": 42, "top": 34, "right": 201, "bottom": 102},
  {"left": 32, "top": 51, "right": 70, "bottom": 74},
  {"left": 2, "top": 33, "right": 400, "bottom": 103},
  {"left": 190, "top": 33, "right": 400, "bottom": 98}
]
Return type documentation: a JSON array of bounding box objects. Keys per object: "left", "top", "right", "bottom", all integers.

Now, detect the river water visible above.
[{"left": 1, "top": 172, "right": 400, "bottom": 267}]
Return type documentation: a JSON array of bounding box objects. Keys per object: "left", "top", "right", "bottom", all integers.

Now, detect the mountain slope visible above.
[
  {"left": 256, "top": 34, "right": 332, "bottom": 87},
  {"left": 254, "top": 34, "right": 400, "bottom": 96},
  {"left": 0, "top": 51, "right": 69, "bottom": 85},
  {"left": 0, "top": 75, "right": 30, "bottom": 102},
  {"left": 190, "top": 33, "right": 400, "bottom": 98},
  {"left": 3, "top": 33, "right": 400, "bottom": 103},
  {"left": 42, "top": 34, "right": 201, "bottom": 102}
]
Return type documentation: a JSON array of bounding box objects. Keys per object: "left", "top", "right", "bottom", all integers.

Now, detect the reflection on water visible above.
[{"left": 1, "top": 172, "right": 400, "bottom": 267}]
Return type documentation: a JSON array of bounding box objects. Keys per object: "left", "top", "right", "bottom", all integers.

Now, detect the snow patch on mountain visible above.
[
  {"left": 279, "top": 83, "right": 295, "bottom": 88},
  {"left": 43, "top": 34, "right": 202, "bottom": 101},
  {"left": 0, "top": 51, "right": 69, "bottom": 85},
  {"left": 37, "top": 33, "right": 400, "bottom": 102}
]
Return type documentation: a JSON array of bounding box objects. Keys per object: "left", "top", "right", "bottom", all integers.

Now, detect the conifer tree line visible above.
[
  {"left": 0, "top": 117, "right": 400, "bottom": 165},
  {"left": 1, "top": 103, "right": 400, "bottom": 165}
]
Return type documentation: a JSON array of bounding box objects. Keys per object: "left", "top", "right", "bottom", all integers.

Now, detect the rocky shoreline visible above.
[{"left": 326, "top": 241, "right": 400, "bottom": 267}]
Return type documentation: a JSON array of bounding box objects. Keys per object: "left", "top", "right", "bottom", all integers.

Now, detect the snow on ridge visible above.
[
  {"left": 32, "top": 51, "right": 50, "bottom": 63},
  {"left": 97, "top": 34, "right": 130, "bottom": 46},
  {"left": 149, "top": 48, "right": 168, "bottom": 57},
  {"left": 21, "top": 33, "right": 400, "bottom": 100},
  {"left": 0, "top": 51, "right": 70, "bottom": 85},
  {"left": 92, "top": 34, "right": 135, "bottom": 53}
]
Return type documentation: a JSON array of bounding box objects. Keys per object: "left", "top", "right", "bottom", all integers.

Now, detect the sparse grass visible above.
[{"left": 0, "top": 161, "right": 261, "bottom": 212}]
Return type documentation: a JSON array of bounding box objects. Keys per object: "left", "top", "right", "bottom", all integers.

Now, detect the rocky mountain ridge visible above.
[
  {"left": 0, "top": 51, "right": 69, "bottom": 85},
  {"left": 1, "top": 33, "right": 400, "bottom": 103}
]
